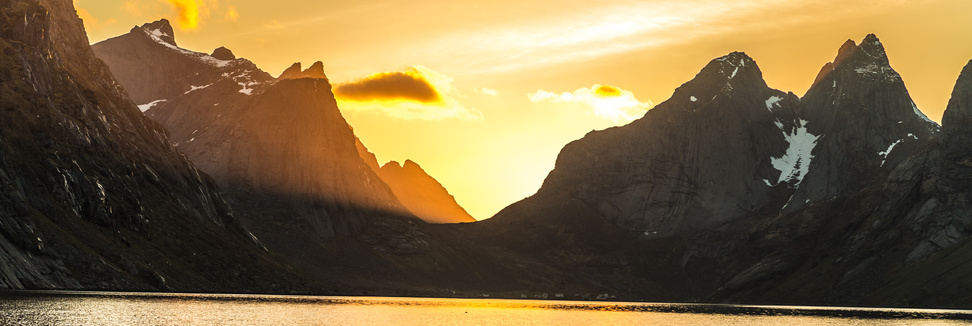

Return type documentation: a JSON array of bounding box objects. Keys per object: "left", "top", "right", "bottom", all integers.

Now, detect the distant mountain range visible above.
[
  {"left": 92, "top": 20, "right": 474, "bottom": 227},
  {"left": 4, "top": 0, "right": 972, "bottom": 309}
]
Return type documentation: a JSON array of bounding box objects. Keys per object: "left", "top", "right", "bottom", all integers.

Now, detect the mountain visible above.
[
  {"left": 477, "top": 35, "right": 972, "bottom": 307},
  {"left": 377, "top": 160, "right": 476, "bottom": 223},
  {"left": 0, "top": 0, "right": 311, "bottom": 292},
  {"left": 744, "top": 58, "right": 972, "bottom": 307},
  {"left": 492, "top": 51, "right": 806, "bottom": 236},
  {"left": 354, "top": 137, "right": 475, "bottom": 223},
  {"left": 786, "top": 35, "right": 939, "bottom": 211},
  {"left": 94, "top": 21, "right": 409, "bottom": 241}
]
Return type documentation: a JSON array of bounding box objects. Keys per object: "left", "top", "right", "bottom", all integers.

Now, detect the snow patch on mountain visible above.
[
  {"left": 854, "top": 63, "right": 901, "bottom": 82},
  {"left": 142, "top": 26, "right": 231, "bottom": 68},
  {"left": 184, "top": 83, "right": 213, "bottom": 95},
  {"left": 137, "top": 99, "right": 167, "bottom": 112},
  {"left": 911, "top": 101, "right": 937, "bottom": 126},
  {"left": 878, "top": 139, "right": 903, "bottom": 167},
  {"left": 765, "top": 95, "right": 782, "bottom": 112},
  {"left": 770, "top": 119, "right": 819, "bottom": 186}
]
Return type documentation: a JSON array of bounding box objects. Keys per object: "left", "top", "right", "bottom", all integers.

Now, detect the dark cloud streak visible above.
[{"left": 334, "top": 71, "right": 443, "bottom": 103}]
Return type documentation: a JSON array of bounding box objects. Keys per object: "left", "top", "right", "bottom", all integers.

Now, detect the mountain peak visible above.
[
  {"left": 303, "top": 61, "right": 327, "bottom": 79},
  {"left": 942, "top": 59, "right": 972, "bottom": 130},
  {"left": 706, "top": 52, "right": 760, "bottom": 82},
  {"left": 810, "top": 34, "right": 897, "bottom": 91},
  {"left": 137, "top": 19, "right": 176, "bottom": 46},
  {"left": 857, "top": 33, "right": 889, "bottom": 63},
  {"left": 211, "top": 46, "right": 235, "bottom": 60},
  {"left": 383, "top": 160, "right": 403, "bottom": 169},
  {"left": 279, "top": 62, "right": 302, "bottom": 79},
  {"left": 278, "top": 61, "right": 328, "bottom": 80},
  {"left": 834, "top": 39, "right": 857, "bottom": 67}
]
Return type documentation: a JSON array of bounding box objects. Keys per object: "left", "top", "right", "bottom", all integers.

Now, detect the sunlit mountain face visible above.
[{"left": 77, "top": 0, "right": 972, "bottom": 220}]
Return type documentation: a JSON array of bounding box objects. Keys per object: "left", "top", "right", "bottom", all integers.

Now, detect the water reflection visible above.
[{"left": 0, "top": 292, "right": 969, "bottom": 326}]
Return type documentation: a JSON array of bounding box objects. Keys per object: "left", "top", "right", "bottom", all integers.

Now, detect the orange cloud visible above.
[
  {"left": 335, "top": 68, "right": 443, "bottom": 103},
  {"left": 529, "top": 84, "right": 652, "bottom": 123},
  {"left": 594, "top": 85, "right": 622, "bottom": 97},
  {"left": 335, "top": 66, "right": 482, "bottom": 120},
  {"left": 164, "top": 0, "right": 201, "bottom": 30}
]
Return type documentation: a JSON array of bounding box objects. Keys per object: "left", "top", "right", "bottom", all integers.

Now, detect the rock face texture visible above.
[
  {"left": 789, "top": 34, "right": 939, "bottom": 211},
  {"left": 494, "top": 52, "right": 807, "bottom": 237},
  {"left": 0, "top": 0, "right": 309, "bottom": 292},
  {"left": 477, "top": 35, "right": 972, "bottom": 307}
]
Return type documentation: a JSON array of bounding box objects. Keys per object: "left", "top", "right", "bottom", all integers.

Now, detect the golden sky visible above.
[{"left": 78, "top": 0, "right": 972, "bottom": 219}]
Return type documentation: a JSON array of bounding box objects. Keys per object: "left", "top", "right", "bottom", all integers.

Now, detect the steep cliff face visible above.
[
  {"left": 0, "top": 0, "right": 309, "bottom": 292},
  {"left": 788, "top": 34, "right": 939, "bottom": 211},
  {"left": 744, "top": 59, "right": 972, "bottom": 307}
]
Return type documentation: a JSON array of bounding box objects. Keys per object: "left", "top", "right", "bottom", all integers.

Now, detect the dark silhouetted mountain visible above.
[
  {"left": 0, "top": 0, "right": 312, "bottom": 292},
  {"left": 475, "top": 35, "right": 972, "bottom": 308},
  {"left": 211, "top": 46, "right": 235, "bottom": 60},
  {"left": 492, "top": 52, "right": 806, "bottom": 237},
  {"left": 787, "top": 34, "right": 939, "bottom": 212}
]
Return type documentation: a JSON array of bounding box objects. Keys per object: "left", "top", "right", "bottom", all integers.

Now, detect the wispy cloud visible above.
[
  {"left": 529, "top": 84, "right": 652, "bottom": 123},
  {"left": 475, "top": 87, "right": 498, "bottom": 96},
  {"left": 336, "top": 66, "right": 483, "bottom": 120},
  {"left": 351, "top": 0, "right": 914, "bottom": 77}
]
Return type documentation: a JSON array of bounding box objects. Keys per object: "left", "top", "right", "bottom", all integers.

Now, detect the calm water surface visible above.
[{"left": 1, "top": 291, "right": 971, "bottom": 325}]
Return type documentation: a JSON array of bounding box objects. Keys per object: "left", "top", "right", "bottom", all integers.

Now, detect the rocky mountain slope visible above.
[
  {"left": 95, "top": 21, "right": 409, "bottom": 242},
  {"left": 0, "top": 0, "right": 312, "bottom": 292},
  {"left": 478, "top": 35, "right": 972, "bottom": 307}
]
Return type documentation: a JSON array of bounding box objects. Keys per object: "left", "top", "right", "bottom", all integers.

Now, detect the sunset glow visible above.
[{"left": 79, "top": 0, "right": 972, "bottom": 219}]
